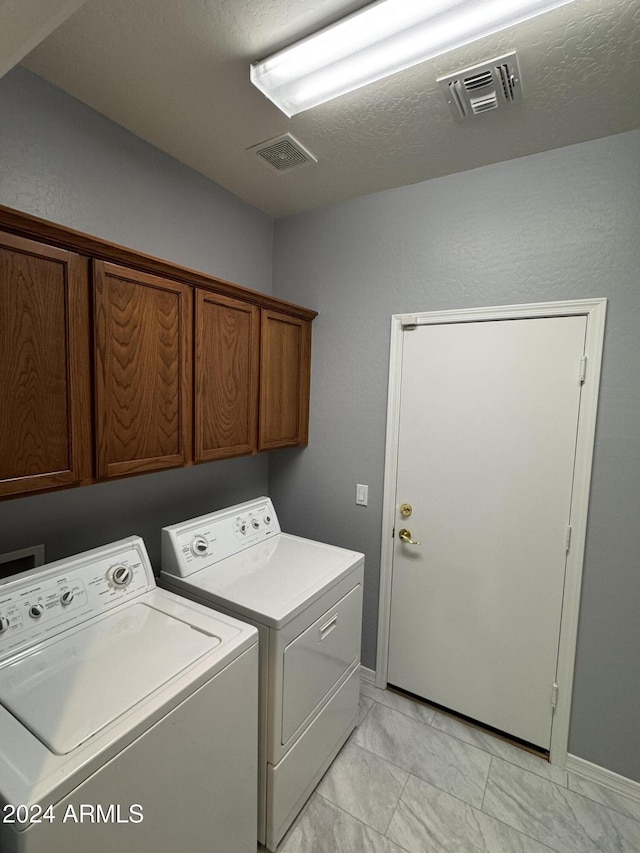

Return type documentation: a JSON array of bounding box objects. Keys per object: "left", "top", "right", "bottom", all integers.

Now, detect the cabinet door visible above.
[
  {"left": 0, "top": 232, "right": 91, "bottom": 497},
  {"left": 259, "top": 310, "right": 311, "bottom": 451},
  {"left": 195, "top": 291, "right": 259, "bottom": 461},
  {"left": 94, "top": 262, "right": 192, "bottom": 478}
]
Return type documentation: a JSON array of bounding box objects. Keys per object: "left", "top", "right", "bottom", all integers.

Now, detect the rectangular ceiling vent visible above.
[
  {"left": 438, "top": 52, "right": 522, "bottom": 121},
  {"left": 248, "top": 133, "right": 317, "bottom": 173}
]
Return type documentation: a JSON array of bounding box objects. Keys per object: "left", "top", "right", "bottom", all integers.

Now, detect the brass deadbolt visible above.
[{"left": 400, "top": 503, "right": 412, "bottom": 517}]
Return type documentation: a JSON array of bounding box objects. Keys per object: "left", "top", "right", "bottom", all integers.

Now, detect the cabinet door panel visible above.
[
  {"left": 0, "top": 233, "right": 91, "bottom": 496},
  {"left": 94, "top": 262, "right": 192, "bottom": 478},
  {"left": 195, "top": 291, "right": 259, "bottom": 461},
  {"left": 259, "top": 311, "right": 311, "bottom": 451}
]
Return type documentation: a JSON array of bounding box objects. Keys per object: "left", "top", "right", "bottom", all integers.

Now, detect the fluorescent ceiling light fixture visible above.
[{"left": 250, "top": 0, "right": 575, "bottom": 116}]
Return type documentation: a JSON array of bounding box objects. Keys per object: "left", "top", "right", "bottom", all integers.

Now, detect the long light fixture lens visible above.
[{"left": 250, "top": 0, "right": 575, "bottom": 116}]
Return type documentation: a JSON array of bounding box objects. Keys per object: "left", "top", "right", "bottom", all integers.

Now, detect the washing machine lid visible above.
[
  {"left": 166, "top": 533, "right": 364, "bottom": 629},
  {"left": 0, "top": 602, "right": 220, "bottom": 755}
]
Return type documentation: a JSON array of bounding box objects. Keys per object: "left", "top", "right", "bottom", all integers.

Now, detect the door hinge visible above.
[
  {"left": 565, "top": 525, "right": 572, "bottom": 552},
  {"left": 551, "top": 683, "right": 559, "bottom": 708},
  {"left": 579, "top": 356, "right": 587, "bottom": 383},
  {"left": 402, "top": 316, "right": 418, "bottom": 330}
]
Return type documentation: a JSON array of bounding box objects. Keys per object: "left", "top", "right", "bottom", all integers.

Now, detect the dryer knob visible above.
[
  {"left": 60, "top": 589, "right": 75, "bottom": 606},
  {"left": 29, "top": 604, "right": 44, "bottom": 619},
  {"left": 0, "top": 616, "right": 10, "bottom": 633},
  {"left": 109, "top": 565, "right": 132, "bottom": 587},
  {"left": 191, "top": 536, "right": 209, "bottom": 557}
]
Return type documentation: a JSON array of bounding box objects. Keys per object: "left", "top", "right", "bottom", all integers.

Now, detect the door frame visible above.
[{"left": 376, "top": 298, "right": 607, "bottom": 766}]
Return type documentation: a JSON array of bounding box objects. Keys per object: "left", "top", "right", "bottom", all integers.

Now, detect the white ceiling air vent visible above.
[
  {"left": 248, "top": 133, "right": 317, "bottom": 173},
  {"left": 438, "top": 52, "right": 522, "bottom": 121}
]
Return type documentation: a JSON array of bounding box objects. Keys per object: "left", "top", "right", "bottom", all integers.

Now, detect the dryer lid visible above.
[
  {"left": 167, "top": 533, "right": 364, "bottom": 628},
  {"left": 0, "top": 602, "right": 220, "bottom": 755}
]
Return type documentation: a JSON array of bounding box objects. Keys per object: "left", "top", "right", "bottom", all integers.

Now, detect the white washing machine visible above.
[
  {"left": 161, "top": 497, "right": 364, "bottom": 851},
  {"left": 0, "top": 536, "right": 258, "bottom": 853}
]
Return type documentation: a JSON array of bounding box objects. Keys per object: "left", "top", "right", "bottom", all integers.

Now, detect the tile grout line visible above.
[
  {"left": 359, "top": 698, "right": 542, "bottom": 840},
  {"left": 366, "top": 694, "right": 529, "bottom": 774},
  {"left": 354, "top": 714, "right": 433, "bottom": 786},
  {"left": 382, "top": 760, "right": 560, "bottom": 853},
  {"left": 353, "top": 727, "right": 558, "bottom": 853},
  {"left": 556, "top": 778, "right": 640, "bottom": 835},
  {"left": 274, "top": 790, "right": 318, "bottom": 852},
  {"left": 351, "top": 733, "right": 493, "bottom": 829},
  {"left": 358, "top": 698, "right": 374, "bottom": 726},
  {"left": 479, "top": 758, "right": 640, "bottom": 853},
  {"left": 358, "top": 693, "right": 639, "bottom": 853},
  {"left": 357, "top": 699, "right": 498, "bottom": 812},
  {"left": 316, "top": 751, "right": 402, "bottom": 839},
  {"left": 314, "top": 792, "right": 412, "bottom": 853},
  {"left": 366, "top": 690, "right": 566, "bottom": 790},
  {"left": 566, "top": 774, "right": 640, "bottom": 823},
  {"left": 478, "top": 761, "right": 561, "bottom": 853},
  {"left": 480, "top": 754, "right": 492, "bottom": 812},
  {"left": 427, "top": 713, "right": 559, "bottom": 780},
  {"left": 368, "top": 689, "right": 515, "bottom": 757},
  {"left": 356, "top": 734, "right": 498, "bottom": 822},
  {"left": 382, "top": 769, "right": 411, "bottom": 838},
  {"left": 361, "top": 689, "right": 437, "bottom": 728}
]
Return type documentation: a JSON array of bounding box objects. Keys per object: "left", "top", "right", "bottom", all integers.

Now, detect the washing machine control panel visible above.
[
  {"left": 163, "top": 497, "right": 281, "bottom": 577},
  {"left": 0, "top": 538, "right": 154, "bottom": 662}
]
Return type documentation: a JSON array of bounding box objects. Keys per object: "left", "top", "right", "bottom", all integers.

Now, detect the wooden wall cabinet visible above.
[
  {"left": 195, "top": 290, "right": 260, "bottom": 461},
  {"left": 93, "top": 261, "right": 192, "bottom": 478},
  {"left": 0, "top": 207, "right": 316, "bottom": 498},
  {"left": 0, "top": 233, "right": 91, "bottom": 497},
  {"left": 258, "top": 310, "right": 312, "bottom": 451},
  {"left": 195, "top": 297, "right": 313, "bottom": 460}
]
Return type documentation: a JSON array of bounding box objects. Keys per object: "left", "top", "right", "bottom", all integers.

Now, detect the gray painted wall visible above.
[
  {"left": 271, "top": 128, "right": 640, "bottom": 781},
  {"left": 0, "top": 67, "right": 274, "bottom": 569}
]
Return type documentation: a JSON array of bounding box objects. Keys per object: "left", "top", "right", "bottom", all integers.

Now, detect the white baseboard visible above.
[
  {"left": 359, "top": 665, "right": 376, "bottom": 686},
  {"left": 566, "top": 754, "right": 640, "bottom": 804}
]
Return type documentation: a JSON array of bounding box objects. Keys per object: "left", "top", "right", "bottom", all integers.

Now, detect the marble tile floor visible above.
[{"left": 274, "top": 682, "right": 640, "bottom": 853}]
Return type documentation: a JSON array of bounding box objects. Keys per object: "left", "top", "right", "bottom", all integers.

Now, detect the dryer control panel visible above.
[
  {"left": 0, "top": 537, "right": 154, "bottom": 662},
  {"left": 162, "top": 497, "right": 281, "bottom": 577}
]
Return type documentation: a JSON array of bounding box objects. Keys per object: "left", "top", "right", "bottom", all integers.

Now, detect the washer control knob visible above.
[
  {"left": 191, "top": 535, "right": 209, "bottom": 557},
  {"left": 60, "top": 589, "right": 75, "bottom": 606},
  {"left": 29, "top": 604, "right": 44, "bottom": 619},
  {"left": 251, "top": 519, "right": 260, "bottom": 530},
  {"left": 109, "top": 565, "right": 132, "bottom": 587},
  {"left": 240, "top": 523, "right": 247, "bottom": 535},
  {"left": 0, "top": 616, "right": 10, "bottom": 633},
  {"left": 264, "top": 515, "right": 272, "bottom": 525}
]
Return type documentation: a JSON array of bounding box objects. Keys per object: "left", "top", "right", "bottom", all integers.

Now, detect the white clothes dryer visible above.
[
  {"left": 0, "top": 536, "right": 258, "bottom": 853},
  {"left": 161, "top": 497, "right": 364, "bottom": 851}
]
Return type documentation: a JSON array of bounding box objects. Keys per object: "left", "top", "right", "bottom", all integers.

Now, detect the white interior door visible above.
[{"left": 387, "top": 316, "right": 587, "bottom": 749}]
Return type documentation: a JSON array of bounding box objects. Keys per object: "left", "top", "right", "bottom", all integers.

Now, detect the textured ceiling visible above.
[
  {"left": 0, "top": 0, "right": 88, "bottom": 77},
  {"left": 20, "top": 0, "right": 640, "bottom": 217}
]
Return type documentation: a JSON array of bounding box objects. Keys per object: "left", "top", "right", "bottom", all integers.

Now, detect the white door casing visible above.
[{"left": 376, "top": 300, "right": 606, "bottom": 764}]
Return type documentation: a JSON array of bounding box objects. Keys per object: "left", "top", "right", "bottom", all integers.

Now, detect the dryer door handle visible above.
[{"left": 319, "top": 614, "right": 338, "bottom": 640}]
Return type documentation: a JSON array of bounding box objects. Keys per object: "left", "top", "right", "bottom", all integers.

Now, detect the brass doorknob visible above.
[{"left": 398, "top": 528, "right": 420, "bottom": 545}]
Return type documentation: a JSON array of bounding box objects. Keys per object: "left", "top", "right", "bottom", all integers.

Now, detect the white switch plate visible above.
[{"left": 356, "top": 484, "right": 368, "bottom": 506}]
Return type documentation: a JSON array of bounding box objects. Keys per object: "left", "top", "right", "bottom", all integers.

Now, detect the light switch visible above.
[{"left": 356, "top": 484, "right": 368, "bottom": 506}]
